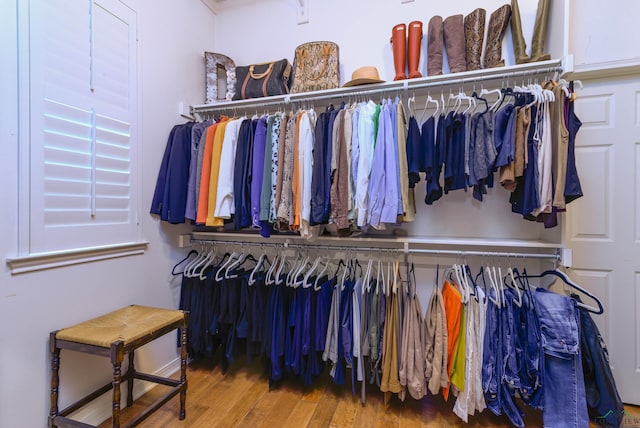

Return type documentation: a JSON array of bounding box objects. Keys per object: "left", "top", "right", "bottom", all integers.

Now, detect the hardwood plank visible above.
[
  {"left": 307, "top": 383, "right": 341, "bottom": 428},
  {"left": 96, "top": 357, "right": 640, "bottom": 428},
  {"left": 282, "top": 400, "right": 319, "bottom": 428},
  {"left": 329, "top": 397, "right": 359, "bottom": 427}
]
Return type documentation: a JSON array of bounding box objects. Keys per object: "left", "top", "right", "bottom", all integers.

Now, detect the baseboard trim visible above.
[{"left": 68, "top": 357, "right": 181, "bottom": 425}]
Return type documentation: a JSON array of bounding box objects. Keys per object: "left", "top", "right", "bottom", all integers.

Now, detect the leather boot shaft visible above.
[
  {"left": 530, "top": 0, "right": 551, "bottom": 62},
  {"left": 427, "top": 16, "right": 444, "bottom": 76},
  {"left": 443, "top": 14, "right": 467, "bottom": 73},
  {"left": 484, "top": 4, "right": 511, "bottom": 69},
  {"left": 408, "top": 21, "right": 423, "bottom": 78},
  {"left": 464, "top": 8, "right": 486, "bottom": 71},
  {"left": 391, "top": 23, "right": 407, "bottom": 80},
  {"left": 510, "top": 0, "right": 530, "bottom": 64}
]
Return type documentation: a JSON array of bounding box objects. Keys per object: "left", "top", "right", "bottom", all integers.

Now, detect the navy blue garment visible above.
[
  {"left": 444, "top": 113, "right": 467, "bottom": 193},
  {"left": 512, "top": 281, "right": 543, "bottom": 409},
  {"left": 203, "top": 268, "right": 222, "bottom": 358},
  {"left": 284, "top": 286, "right": 297, "bottom": 374},
  {"left": 421, "top": 116, "right": 435, "bottom": 175},
  {"left": 151, "top": 122, "right": 194, "bottom": 223},
  {"left": 483, "top": 289, "right": 503, "bottom": 416},
  {"left": 269, "top": 281, "right": 287, "bottom": 384},
  {"left": 310, "top": 108, "right": 331, "bottom": 225},
  {"left": 300, "top": 278, "right": 317, "bottom": 386},
  {"left": 290, "top": 286, "right": 307, "bottom": 377},
  {"left": 324, "top": 104, "right": 344, "bottom": 223},
  {"left": 425, "top": 114, "right": 445, "bottom": 204},
  {"left": 443, "top": 111, "right": 456, "bottom": 193},
  {"left": 574, "top": 295, "right": 624, "bottom": 427},
  {"left": 233, "top": 119, "right": 255, "bottom": 230},
  {"left": 340, "top": 279, "right": 356, "bottom": 395},
  {"left": 236, "top": 273, "right": 250, "bottom": 341},
  {"left": 494, "top": 104, "right": 516, "bottom": 168},
  {"left": 150, "top": 125, "right": 178, "bottom": 218},
  {"left": 246, "top": 274, "right": 266, "bottom": 360},
  {"left": 219, "top": 275, "right": 241, "bottom": 369},
  {"left": 564, "top": 85, "right": 584, "bottom": 204},
  {"left": 406, "top": 116, "right": 421, "bottom": 188}
]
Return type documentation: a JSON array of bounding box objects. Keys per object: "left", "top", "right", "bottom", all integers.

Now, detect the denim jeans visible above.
[
  {"left": 482, "top": 290, "right": 526, "bottom": 428},
  {"left": 534, "top": 289, "right": 589, "bottom": 428},
  {"left": 575, "top": 295, "right": 624, "bottom": 427}
]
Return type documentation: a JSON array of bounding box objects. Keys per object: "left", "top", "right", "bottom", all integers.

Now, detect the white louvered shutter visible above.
[{"left": 28, "top": 0, "right": 139, "bottom": 254}]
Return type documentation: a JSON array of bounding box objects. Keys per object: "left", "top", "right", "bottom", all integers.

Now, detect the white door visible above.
[{"left": 565, "top": 74, "right": 640, "bottom": 405}]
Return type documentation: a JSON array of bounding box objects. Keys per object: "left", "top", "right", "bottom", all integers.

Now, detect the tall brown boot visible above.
[
  {"left": 511, "top": 0, "right": 530, "bottom": 64},
  {"left": 391, "top": 23, "right": 407, "bottom": 80},
  {"left": 484, "top": 4, "right": 511, "bottom": 69},
  {"left": 464, "top": 8, "right": 486, "bottom": 71},
  {"left": 427, "top": 16, "right": 444, "bottom": 76},
  {"left": 530, "top": 0, "right": 551, "bottom": 62},
  {"left": 443, "top": 15, "right": 467, "bottom": 73},
  {"left": 408, "top": 21, "right": 423, "bottom": 78}
]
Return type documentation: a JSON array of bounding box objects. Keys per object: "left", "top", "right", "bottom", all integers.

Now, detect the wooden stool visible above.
[{"left": 49, "top": 305, "right": 189, "bottom": 428}]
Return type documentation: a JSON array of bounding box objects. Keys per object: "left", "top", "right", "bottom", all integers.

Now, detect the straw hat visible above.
[{"left": 343, "top": 66, "right": 385, "bottom": 87}]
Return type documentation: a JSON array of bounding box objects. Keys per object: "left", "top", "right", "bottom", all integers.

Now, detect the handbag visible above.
[
  {"left": 291, "top": 41, "right": 340, "bottom": 93},
  {"left": 233, "top": 59, "right": 292, "bottom": 100}
]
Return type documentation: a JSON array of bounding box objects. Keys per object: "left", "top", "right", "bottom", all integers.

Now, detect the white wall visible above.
[
  {"left": 213, "top": 0, "right": 567, "bottom": 244},
  {"left": 0, "top": 1, "right": 216, "bottom": 426},
  {"left": 214, "top": 0, "right": 567, "bottom": 85}
]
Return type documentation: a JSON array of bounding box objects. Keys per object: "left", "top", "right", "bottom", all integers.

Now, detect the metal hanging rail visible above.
[
  {"left": 190, "top": 58, "right": 566, "bottom": 117},
  {"left": 189, "top": 238, "right": 561, "bottom": 262}
]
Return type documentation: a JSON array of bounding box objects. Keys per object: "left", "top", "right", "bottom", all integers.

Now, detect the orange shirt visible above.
[
  {"left": 195, "top": 122, "right": 219, "bottom": 224},
  {"left": 291, "top": 111, "right": 304, "bottom": 231},
  {"left": 441, "top": 279, "right": 463, "bottom": 401},
  {"left": 206, "top": 120, "right": 229, "bottom": 226}
]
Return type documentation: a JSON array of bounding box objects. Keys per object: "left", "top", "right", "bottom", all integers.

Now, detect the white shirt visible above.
[
  {"left": 214, "top": 117, "right": 245, "bottom": 218},
  {"left": 356, "top": 101, "right": 377, "bottom": 227}
]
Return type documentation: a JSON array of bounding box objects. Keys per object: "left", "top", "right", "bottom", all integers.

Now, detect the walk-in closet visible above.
[{"left": 2, "top": 0, "right": 639, "bottom": 427}]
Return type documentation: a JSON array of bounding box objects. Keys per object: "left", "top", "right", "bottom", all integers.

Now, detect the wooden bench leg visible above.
[
  {"left": 111, "top": 340, "right": 125, "bottom": 428},
  {"left": 49, "top": 331, "right": 60, "bottom": 428},
  {"left": 179, "top": 311, "right": 189, "bottom": 420},
  {"left": 126, "top": 350, "right": 135, "bottom": 408}
]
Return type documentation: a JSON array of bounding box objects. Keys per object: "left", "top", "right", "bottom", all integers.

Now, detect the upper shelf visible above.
[{"left": 191, "top": 57, "right": 570, "bottom": 115}]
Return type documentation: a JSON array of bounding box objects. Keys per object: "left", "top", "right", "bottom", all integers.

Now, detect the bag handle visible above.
[
  {"left": 299, "top": 44, "right": 332, "bottom": 82},
  {"left": 242, "top": 62, "right": 275, "bottom": 99},
  {"left": 249, "top": 62, "right": 274, "bottom": 80}
]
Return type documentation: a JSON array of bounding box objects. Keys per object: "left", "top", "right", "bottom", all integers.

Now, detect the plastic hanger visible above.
[
  {"left": 183, "top": 248, "right": 207, "bottom": 278},
  {"left": 520, "top": 269, "right": 604, "bottom": 314},
  {"left": 504, "top": 267, "right": 523, "bottom": 307},
  {"left": 196, "top": 249, "right": 220, "bottom": 280},
  {"left": 485, "top": 265, "right": 501, "bottom": 307},
  {"left": 248, "top": 251, "right": 269, "bottom": 286},
  {"left": 314, "top": 258, "right": 331, "bottom": 291},
  {"left": 303, "top": 256, "right": 321, "bottom": 289},
  {"left": 293, "top": 256, "right": 310, "bottom": 288},
  {"left": 215, "top": 251, "right": 238, "bottom": 281},
  {"left": 275, "top": 254, "right": 287, "bottom": 285},
  {"left": 189, "top": 249, "right": 215, "bottom": 278},
  {"left": 171, "top": 249, "right": 198, "bottom": 276}
]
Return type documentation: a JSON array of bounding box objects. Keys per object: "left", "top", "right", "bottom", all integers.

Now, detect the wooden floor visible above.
[{"left": 101, "top": 357, "right": 640, "bottom": 428}]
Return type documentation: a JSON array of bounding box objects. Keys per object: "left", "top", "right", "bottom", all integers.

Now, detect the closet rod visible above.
[
  {"left": 189, "top": 239, "right": 560, "bottom": 261},
  {"left": 190, "top": 59, "right": 564, "bottom": 115}
]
